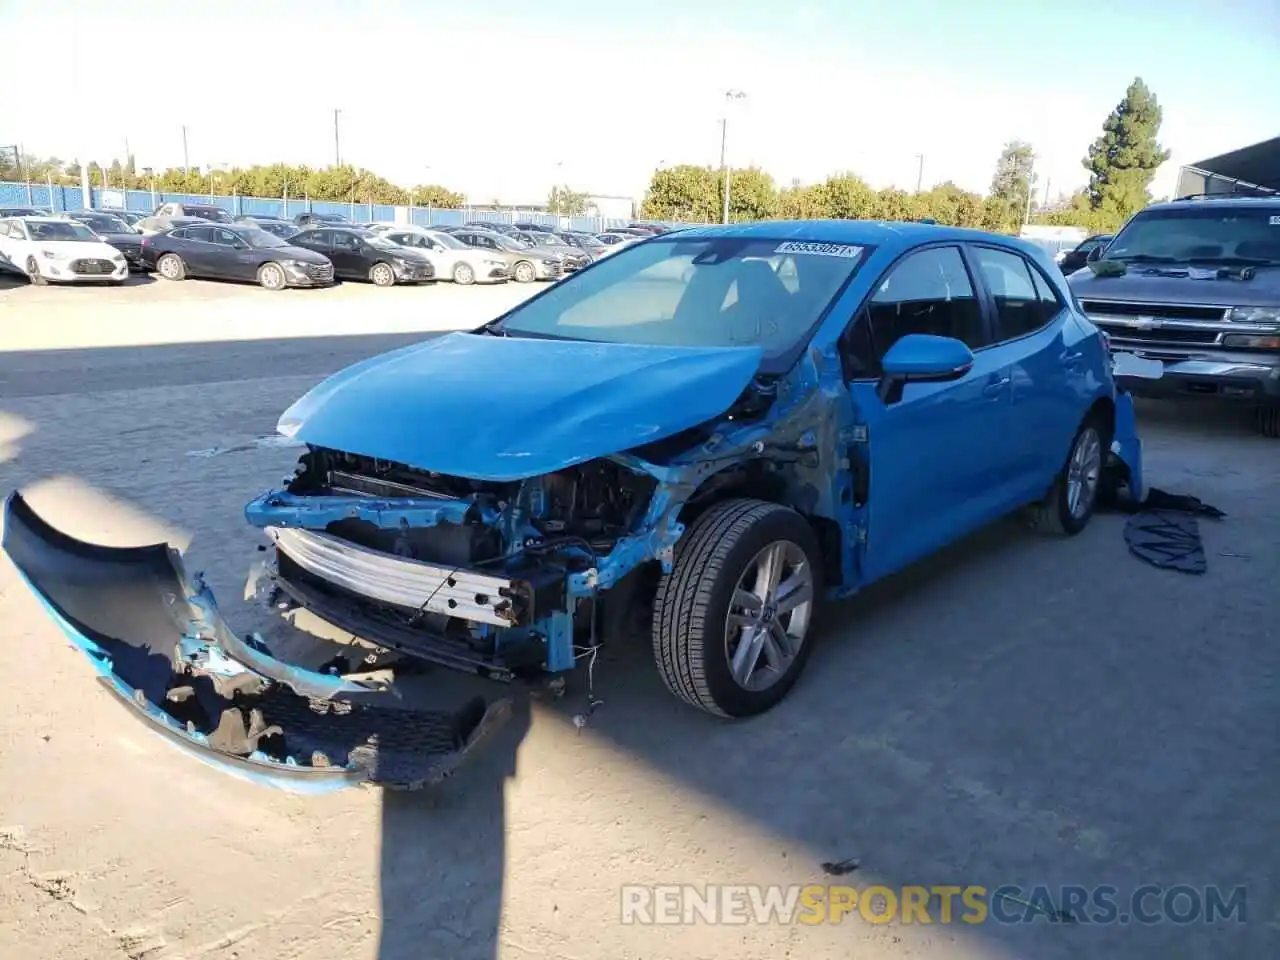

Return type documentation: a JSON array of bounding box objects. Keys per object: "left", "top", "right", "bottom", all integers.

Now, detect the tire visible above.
[
  {"left": 452, "top": 262, "right": 476, "bottom": 285},
  {"left": 24, "top": 256, "right": 46, "bottom": 286},
  {"left": 513, "top": 260, "right": 535, "bottom": 283},
  {"left": 1027, "top": 414, "right": 1111, "bottom": 536},
  {"left": 369, "top": 261, "right": 396, "bottom": 287},
  {"left": 652, "top": 498, "right": 822, "bottom": 718},
  {"left": 156, "top": 253, "right": 186, "bottom": 281},
  {"left": 257, "top": 261, "right": 287, "bottom": 290},
  {"left": 1257, "top": 405, "right": 1280, "bottom": 438}
]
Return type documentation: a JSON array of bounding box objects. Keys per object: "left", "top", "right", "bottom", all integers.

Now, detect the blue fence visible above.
[{"left": 0, "top": 181, "right": 639, "bottom": 233}]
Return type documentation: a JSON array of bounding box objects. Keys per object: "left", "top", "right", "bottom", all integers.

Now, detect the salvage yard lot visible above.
[{"left": 0, "top": 280, "right": 1276, "bottom": 960}]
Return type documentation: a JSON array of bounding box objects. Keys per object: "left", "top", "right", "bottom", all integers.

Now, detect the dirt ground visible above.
[{"left": 0, "top": 275, "right": 1276, "bottom": 959}]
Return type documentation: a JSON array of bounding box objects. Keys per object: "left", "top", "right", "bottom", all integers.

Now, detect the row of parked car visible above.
[{"left": 0, "top": 202, "right": 682, "bottom": 289}]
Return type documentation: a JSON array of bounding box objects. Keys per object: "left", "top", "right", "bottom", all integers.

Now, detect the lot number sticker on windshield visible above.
[
  {"left": 775, "top": 241, "right": 863, "bottom": 258},
  {"left": 1270, "top": 216, "right": 1280, "bottom": 225}
]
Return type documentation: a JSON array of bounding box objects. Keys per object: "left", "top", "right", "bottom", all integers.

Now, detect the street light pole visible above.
[
  {"left": 1022, "top": 157, "right": 1035, "bottom": 231},
  {"left": 914, "top": 154, "right": 925, "bottom": 193},
  {"left": 181, "top": 125, "right": 189, "bottom": 176},
  {"left": 720, "top": 89, "right": 746, "bottom": 224},
  {"left": 334, "top": 109, "right": 341, "bottom": 167}
]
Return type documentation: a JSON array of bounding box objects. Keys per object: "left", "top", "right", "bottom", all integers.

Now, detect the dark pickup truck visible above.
[{"left": 1068, "top": 195, "right": 1280, "bottom": 436}]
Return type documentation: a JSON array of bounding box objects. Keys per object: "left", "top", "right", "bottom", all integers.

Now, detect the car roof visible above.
[
  {"left": 1142, "top": 195, "right": 1280, "bottom": 212},
  {"left": 667, "top": 219, "right": 1048, "bottom": 257}
]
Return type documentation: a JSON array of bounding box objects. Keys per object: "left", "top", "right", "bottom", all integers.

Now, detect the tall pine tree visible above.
[{"left": 1083, "top": 78, "right": 1171, "bottom": 222}]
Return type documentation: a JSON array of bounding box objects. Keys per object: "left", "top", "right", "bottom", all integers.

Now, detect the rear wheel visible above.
[
  {"left": 24, "top": 256, "right": 46, "bottom": 285},
  {"left": 1027, "top": 415, "right": 1109, "bottom": 535},
  {"left": 156, "top": 253, "right": 186, "bottom": 281},
  {"left": 513, "top": 260, "right": 535, "bottom": 283},
  {"left": 369, "top": 261, "right": 395, "bottom": 287},
  {"left": 453, "top": 262, "right": 476, "bottom": 285},
  {"left": 652, "top": 499, "right": 822, "bottom": 717},
  {"left": 257, "top": 261, "right": 287, "bottom": 290}
]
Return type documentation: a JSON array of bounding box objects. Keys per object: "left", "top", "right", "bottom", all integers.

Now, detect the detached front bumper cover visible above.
[{"left": 2, "top": 491, "right": 510, "bottom": 793}]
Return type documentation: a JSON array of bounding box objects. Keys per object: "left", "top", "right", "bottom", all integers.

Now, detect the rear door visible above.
[
  {"left": 967, "top": 243, "right": 1082, "bottom": 497},
  {"left": 840, "top": 244, "right": 1011, "bottom": 581},
  {"left": 328, "top": 231, "right": 367, "bottom": 276}
]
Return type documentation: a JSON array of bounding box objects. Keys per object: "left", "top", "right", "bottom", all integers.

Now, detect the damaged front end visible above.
[
  {"left": 244, "top": 444, "right": 686, "bottom": 683},
  {"left": 2, "top": 491, "right": 511, "bottom": 792}
]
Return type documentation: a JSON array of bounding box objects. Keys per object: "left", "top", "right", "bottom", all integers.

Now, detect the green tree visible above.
[
  {"left": 640, "top": 165, "right": 719, "bottom": 221},
  {"left": 547, "top": 184, "right": 590, "bottom": 215},
  {"left": 988, "top": 140, "right": 1037, "bottom": 232},
  {"left": 816, "top": 172, "right": 876, "bottom": 219},
  {"left": 721, "top": 166, "right": 778, "bottom": 222},
  {"left": 1083, "top": 77, "right": 1170, "bottom": 224}
]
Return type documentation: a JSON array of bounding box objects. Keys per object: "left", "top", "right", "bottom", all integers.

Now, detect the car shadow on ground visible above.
[{"left": 0, "top": 333, "right": 1274, "bottom": 960}]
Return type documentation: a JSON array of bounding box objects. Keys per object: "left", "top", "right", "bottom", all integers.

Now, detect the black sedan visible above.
[
  {"left": 61, "top": 210, "right": 147, "bottom": 271},
  {"left": 142, "top": 222, "right": 335, "bottom": 289},
  {"left": 287, "top": 227, "right": 434, "bottom": 285},
  {"left": 235, "top": 215, "right": 299, "bottom": 239}
]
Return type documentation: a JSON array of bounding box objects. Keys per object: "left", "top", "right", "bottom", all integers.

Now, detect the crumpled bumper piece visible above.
[
  {"left": 1, "top": 491, "right": 511, "bottom": 793},
  {"left": 1110, "top": 389, "right": 1147, "bottom": 505}
]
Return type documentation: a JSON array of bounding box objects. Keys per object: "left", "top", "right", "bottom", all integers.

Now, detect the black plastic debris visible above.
[
  {"left": 821, "top": 858, "right": 861, "bottom": 876},
  {"left": 1114, "top": 487, "right": 1225, "bottom": 575}
]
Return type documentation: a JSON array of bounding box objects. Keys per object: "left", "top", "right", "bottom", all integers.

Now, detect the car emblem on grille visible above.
[{"left": 1132, "top": 316, "right": 1162, "bottom": 330}]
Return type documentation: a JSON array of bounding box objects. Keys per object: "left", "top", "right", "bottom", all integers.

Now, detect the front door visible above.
[
  {"left": 291, "top": 230, "right": 337, "bottom": 273},
  {"left": 841, "top": 244, "right": 1013, "bottom": 582}
]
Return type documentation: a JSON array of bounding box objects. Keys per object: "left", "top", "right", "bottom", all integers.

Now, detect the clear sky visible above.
[{"left": 1, "top": 0, "right": 1276, "bottom": 206}]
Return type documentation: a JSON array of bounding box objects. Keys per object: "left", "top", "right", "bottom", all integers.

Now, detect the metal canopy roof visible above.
[{"left": 1187, "top": 135, "right": 1280, "bottom": 191}]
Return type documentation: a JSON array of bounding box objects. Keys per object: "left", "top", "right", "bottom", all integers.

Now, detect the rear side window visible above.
[
  {"left": 186, "top": 226, "right": 216, "bottom": 243},
  {"left": 971, "top": 246, "right": 1062, "bottom": 340}
]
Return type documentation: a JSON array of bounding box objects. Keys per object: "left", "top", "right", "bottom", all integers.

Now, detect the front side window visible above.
[
  {"left": 842, "top": 245, "right": 983, "bottom": 378},
  {"left": 494, "top": 236, "right": 868, "bottom": 367},
  {"left": 1105, "top": 207, "right": 1280, "bottom": 264}
]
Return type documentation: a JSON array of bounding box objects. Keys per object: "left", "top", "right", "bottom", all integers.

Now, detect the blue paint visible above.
[
  {"left": 276, "top": 330, "right": 765, "bottom": 482},
  {"left": 244, "top": 490, "right": 481, "bottom": 531},
  {"left": 880, "top": 334, "right": 975, "bottom": 378}
]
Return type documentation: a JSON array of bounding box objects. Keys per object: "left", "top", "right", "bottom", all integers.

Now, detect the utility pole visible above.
[
  {"left": 182, "top": 125, "right": 189, "bottom": 176},
  {"left": 914, "top": 153, "right": 925, "bottom": 193},
  {"left": 1022, "top": 157, "right": 1035, "bottom": 232},
  {"left": 1042, "top": 176, "right": 1052, "bottom": 209},
  {"left": 334, "top": 109, "right": 341, "bottom": 167},
  {"left": 719, "top": 89, "right": 746, "bottom": 224}
]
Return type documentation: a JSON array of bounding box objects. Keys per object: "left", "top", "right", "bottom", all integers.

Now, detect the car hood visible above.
[
  {"left": 1069, "top": 264, "right": 1280, "bottom": 308},
  {"left": 264, "top": 244, "right": 330, "bottom": 264},
  {"left": 277, "top": 331, "right": 764, "bottom": 481},
  {"left": 37, "top": 240, "right": 123, "bottom": 259}
]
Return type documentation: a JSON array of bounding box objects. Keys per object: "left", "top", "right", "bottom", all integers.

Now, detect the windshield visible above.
[
  {"left": 75, "top": 214, "right": 130, "bottom": 233},
  {"left": 493, "top": 234, "right": 530, "bottom": 251},
  {"left": 1106, "top": 206, "right": 1280, "bottom": 264},
  {"left": 529, "top": 233, "right": 560, "bottom": 245},
  {"left": 494, "top": 236, "right": 867, "bottom": 362},
  {"left": 242, "top": 228, "right": 288, "bottom": 248},
  {"left": 365, "top": 235, "right": 400, "bottom": 250},
  {"left": 316, "top": 214, "right": 349, "bottom": 223},
  {"left": 190, "top": 208, "right": 233, "bottom": 223},
  {"left": 428, "top": 231, "right": 467, "bottom": 249},
  {"left": 28, "top": 220, "right": 97, "bottom": 242}
]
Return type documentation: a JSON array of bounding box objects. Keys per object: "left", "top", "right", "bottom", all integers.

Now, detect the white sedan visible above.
[
  {"left": 375, "top": 226, "right": 511, "bottom": 284},
  {"left": 0, "top": 216, "right": 128, "bottom": 284}
]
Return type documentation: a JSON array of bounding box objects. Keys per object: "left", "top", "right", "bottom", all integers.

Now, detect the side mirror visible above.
[
  {"left": 876, "top": 334, "right": 974, "bottom": 404},
  {"left": 1086, "top": 245, "right": 1104, "bottom": 263}
]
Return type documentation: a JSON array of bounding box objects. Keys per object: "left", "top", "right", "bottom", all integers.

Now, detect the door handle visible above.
[{"left": 982, "top": 377, "right": 1010, "bottom": 398}]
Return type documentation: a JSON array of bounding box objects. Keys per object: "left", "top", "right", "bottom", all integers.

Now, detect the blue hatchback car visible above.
[{"left": 4, "top": 220, "right": 1148, "bottom": 790}]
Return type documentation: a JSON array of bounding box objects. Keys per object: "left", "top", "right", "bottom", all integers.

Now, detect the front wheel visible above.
[
  {"left": 156, "top": 253, "right": 186, "bottom": 281},
  {"left": 453, "top": 262, "right": 476, "bottom": 285},
  {"left": 369, "top": 261, "right": 396, "bottom": 287},
  {"left": 1027, "top": 417, "right": 1108, "bottom": 535},
  {"left": 24, "top": 256, "right": 46, "bottom": 286},
  {"left": 513, "top": 260, "right": 535, "bottom": 283},
  {"left": 653, "top": 499, "right": 822, "bottom": 717},
  {"left": 257, "top": 261, "right": 287, "bottom": 290}
]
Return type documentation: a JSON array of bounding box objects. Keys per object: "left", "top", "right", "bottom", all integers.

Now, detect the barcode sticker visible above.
[{"left": 775, "top": 241, "right": 864, "bottom": 258}]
